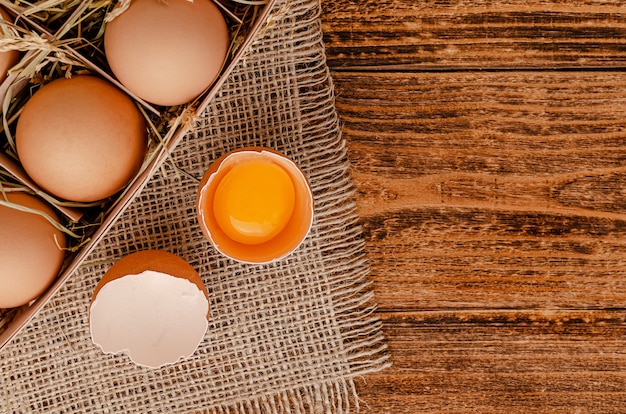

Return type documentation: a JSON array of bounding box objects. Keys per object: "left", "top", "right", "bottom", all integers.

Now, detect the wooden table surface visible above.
[{"left": 320, "top": 1, "right": 626, "bottom": 412}]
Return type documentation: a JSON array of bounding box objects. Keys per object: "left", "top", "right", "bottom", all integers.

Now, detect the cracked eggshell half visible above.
[
  {"left": 89, "top": 250, "right": 209, "bottom": 369},
  {"left": 196, "top": 148, "right": 314, "bottom": 264}
]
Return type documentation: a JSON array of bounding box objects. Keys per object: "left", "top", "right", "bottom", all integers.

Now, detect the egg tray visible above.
[{"left": 0, "top": 0, "right": 277, "bottom": 351}]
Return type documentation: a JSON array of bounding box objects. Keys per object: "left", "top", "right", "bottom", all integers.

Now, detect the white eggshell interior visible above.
[{"left": 89, "top": 270, "right": 209, "bottom": 369}]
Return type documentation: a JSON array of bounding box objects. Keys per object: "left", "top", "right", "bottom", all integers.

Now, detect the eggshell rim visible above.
[{"left": 90, "top": 250, "right": 209, "bottom": 319}]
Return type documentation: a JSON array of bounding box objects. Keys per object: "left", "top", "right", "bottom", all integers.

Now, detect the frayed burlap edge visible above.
[
  {"left": 201, "top": 0, "right": 392, "bottom": 410},
  {"left": 206, "top": 379, "right": 363, "bottom": 414}
]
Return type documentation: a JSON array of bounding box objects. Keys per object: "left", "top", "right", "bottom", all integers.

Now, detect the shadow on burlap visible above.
[{"left": 0, "top": 0, "right": 390, "bottom": 412}]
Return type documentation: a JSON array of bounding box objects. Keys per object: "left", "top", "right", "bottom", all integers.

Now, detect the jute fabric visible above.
[{"left": 0, "top": 0, "right": 390, "bottom": 412}]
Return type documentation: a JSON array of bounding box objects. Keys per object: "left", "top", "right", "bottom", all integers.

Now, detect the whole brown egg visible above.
[
  {"left": 0, "top": 192, "right": 66, "bottom": 308},
  {"left": 15, "top": 75, "right": 148, "bottom": 203},
  {"left": 104, "top": 0, "right": 230, "bottom": 107}
]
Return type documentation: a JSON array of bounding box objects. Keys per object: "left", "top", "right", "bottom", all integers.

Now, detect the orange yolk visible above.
[{"left": 213, "top": 159, "right": 296, "bottom": 245}]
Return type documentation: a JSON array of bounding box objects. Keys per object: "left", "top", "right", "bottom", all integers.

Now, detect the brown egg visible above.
[
  {"left": 89, "top": 250, "right": 209, "bottom": 368},
  {"left": 104, "top": 0, "right": 229, "bottom": 106},
  {"left": 0, "top": 7, "right": 20, "bottom": 84},
  {"left": 0, "top": 192, "right": 66, "bottom": 308},
  {"left": 15, "top": 75, "right": 147, "bottom": 202},
  {"left": 196, "top": 148, "right": 314, "bottom": 264}
]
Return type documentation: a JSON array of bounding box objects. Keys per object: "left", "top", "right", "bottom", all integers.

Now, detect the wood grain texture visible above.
[
  {"left": 339, "top": 73, "right": 626, "bottom": 408},
  {"left": 333, "top": 71, "right": 626, "bottom": 312},
  {"left": 358, "top": 311, "right": 626, "bottom": 413},
  {"left": 321, "top": 1, "right": 626, "bottom": 409},
  {"left": 321, "top": 0, "right": 626, "bottom": 69}
]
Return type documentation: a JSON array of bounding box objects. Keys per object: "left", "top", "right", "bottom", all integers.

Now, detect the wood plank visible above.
[
  {"left": 356, "top": 310, "right": 626, "bottom": 413},
  {"left": 323, "top": 5, "right": 626, "bottom": 411},
  {"left": 336, "top": 71, "right": 626, "bottom": 311},
  {"left": 321, "top": 0, "right": 626, "bottom": 70}
]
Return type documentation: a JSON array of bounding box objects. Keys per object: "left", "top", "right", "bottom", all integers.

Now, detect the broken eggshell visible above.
[{"left": 89, "top": 250, "right": 209, "bottom": 369}]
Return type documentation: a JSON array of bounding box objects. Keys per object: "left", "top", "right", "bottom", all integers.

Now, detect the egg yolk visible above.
[{"left": 213, "top": 160, "right": 296, "bottom": 245}]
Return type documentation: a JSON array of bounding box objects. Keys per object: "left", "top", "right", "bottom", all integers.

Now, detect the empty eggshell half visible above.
[{"left": 89, "top": 250, "right": 209, "bottom": 369}]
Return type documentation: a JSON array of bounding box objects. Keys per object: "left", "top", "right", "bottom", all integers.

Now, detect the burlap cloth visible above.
[{"left": 0, "top": 0, "right": 390, "bottom": 412}]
